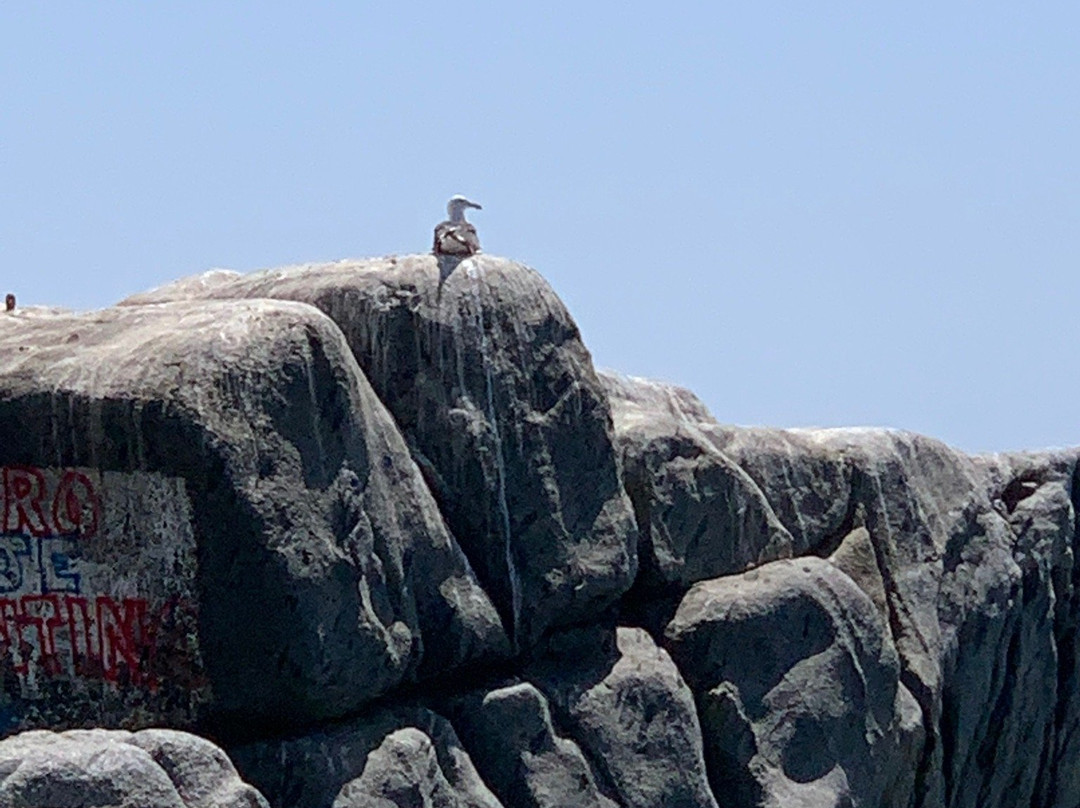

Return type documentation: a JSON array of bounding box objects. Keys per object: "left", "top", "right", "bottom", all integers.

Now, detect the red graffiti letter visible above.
[
  {"left": 3, "top": 467, "right": 50, "bottom": 537},
  {"left": 19, "top": 595, "right": 64, "bottom": 675},
  {"left": 63, "top": 595, "right": 97, "bottom": 677},
  {"left": 52, "top": 471, "right": 100, "bottom": 537},
  {"left": 98, "top": 596, "right": 148, "bottom": 685}
]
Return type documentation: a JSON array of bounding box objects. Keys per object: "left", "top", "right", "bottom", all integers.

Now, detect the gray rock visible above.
[
  {"left": 0, "top": 300, "right": 506, "bottom": 730},
  {"left": 528, "top": 625, "right": 719, "bottom": 808},
  {"left": 827, "top": 519, "right": 889, "bottom": 626},
  {"left": 680, "top": 425, "right": 1080, "bottom": 808},
  {"left": 127, "top": 729, "right": 270, "bottom": 808},
  {"left": 449, "top": 682, "right": 617, "bottom": 808},
  {"left": 599, "top": 370, "right": 716, "bottom": 426},
  {"left": 703, "top": 426, "right": 855, "bottom": 557},
  {"left": 805, "top": 430, "right": 1068, "bottom": 808},
  {"left": 953, "top": 449, "right": 1077, "bottom": 808},
  {"left": 5, "top": 264, "right": 1080, "bottom": 808},
  {"left": 602, "top": 373, "right": 792, "bottom": 595},
  {"left": 333, "top": 727, "right": 503, "bottom": 808},
  {"left": 0, "top": 727, "right": 267, "bottom": 807},
  {"left": 665, "top": 556, "right": 922, "bottom": 808},
  {"left": 230, "top": 707, "right": 502, "bottom": 808},
  {"left": 123, "top": 255, "right": 639, "bottom": 648}
]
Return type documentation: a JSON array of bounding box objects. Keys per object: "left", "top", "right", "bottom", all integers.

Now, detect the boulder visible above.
[
  {"left": 701, "top": 426, "right": 856, "bottom": 557},
  {"left": 665, "top": 556, "right": 922, "bottom": 808},
  {"left": 333, "top": 727, "right": 504, "bottom": 808},
  {"left": 0, "top": 727, "right": 267, "bottom": 807},
  {"left": 528, "top": 625, "right": 719, "bottom": 808},
  {"left": 230, "top": 707, "right": 503, "bottom": 808},
  {"left": 602, "top": 372, "right": 792, "bottom": 597},
  {"left": 0, "top": 301, "right": 506, "bottom": 731},
  {"left": 678, "top": 425, "right": 1079, "bottom": 808},
  {"left": 955, "top": 449, "right": 1077, "bottom": 808},
  {"left": 5, "top": 258, "right": 1080, "bottom": 808},
  {"left": 123, "top": 256, "right": 639, "bottom": 648},
  {"left": 598, "top": 370, "right": 716, "bottom": 426},
  {"left": 449, "top": 682, "right": 618, "bottom": 808}
]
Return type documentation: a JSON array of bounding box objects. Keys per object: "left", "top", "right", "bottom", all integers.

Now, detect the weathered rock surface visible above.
[
  {"left": 666, "top": 556, "right": 922, "bottom": 808},
  {"left": 603, "top": 374, "right": 1080, "bottom": 808},
  {"left": 0, "top": 301, "right": 506, "bottom": 731},
  {"left": 0, "top": 727, "right": 268, "bottom": 807},
  {"left": 526, "top": 625, "right": 719, "bottom": 808},
  {"left": 603, "top": 372, "right": 792, "bottom": 596},
  {"left": 230, "top": 706, "right": 503, "bottom": 808},
  {"left": 450, "top": 682, "right": 618, "bottom": 808},
  {"left": 1, "top": 258, "right": 1080, "bottom": 808},
  {"left": 123, "top": 256, "right": 639, "bottom": 649}
]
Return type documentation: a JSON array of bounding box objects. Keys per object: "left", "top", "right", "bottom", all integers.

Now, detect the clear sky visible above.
[{"left": 2, "top": 4, "right": 1078, "bottom": 453}]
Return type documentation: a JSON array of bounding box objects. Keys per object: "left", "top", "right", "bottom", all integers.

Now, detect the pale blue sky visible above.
[{"left": 3, "top": 4, "right": 1078, "bottom": 452}]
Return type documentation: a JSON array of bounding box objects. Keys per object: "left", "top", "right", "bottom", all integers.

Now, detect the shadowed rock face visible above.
[
  {"left": 524, "top": 625, "right": 719, "bottom": 808},
  {"left": 123, "top": 256, "right": 639, "bottom": 649},
  {"left": 229, "top": 707, "right": 503, "bottom": 808},
  {"left": 1, "top": 258, "right": 1079, "bottom": 808}
]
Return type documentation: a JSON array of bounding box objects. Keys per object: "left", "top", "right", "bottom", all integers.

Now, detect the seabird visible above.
[
  {"left": 433, "top": 195, "right": 482, "bottom": 257},
  {"left": 4, "top": 294, "right": 14, "bottom": 312}
]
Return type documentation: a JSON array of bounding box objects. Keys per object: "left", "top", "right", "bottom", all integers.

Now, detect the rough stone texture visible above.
[
  {"left": 602, "top": 372, "right": 792, "bottom": 596},
  {"left": 957, "top": 449, "right": 1077, "bottom": 808},
  {"left": 449, "top": 682, "right": 618, "bottom": 808},
  {"left": 0, "top": 301, "right": 506, "bottom": 730},
  {"left": 527, "top": 625, "right": 719, "bottom": 808},
  {"left": 666, "top": 556, "right": 922, "bottom": 808},
  {"left": 123, "top": 256, "right": 639, "bottom": 649},
  {"left": 333, "top": 727, "right": 504, "bottom": 808},
  {"left": 666, "top": 427, "right": 1080, "bottom": 808},
  {"left": 599, "top": 370, "right": 716, "bottom": 425},
  {"left": 0, "top": 727, "right": 267, "bottom": 807},
  {"left": 827, "top": 517, "right": 890, "bottom": 626},
  {"left": 230, "top": 707, "right": 502, "bottom": 808},
  {"left": 705, "top": 427, "right": 856, "bottom": 557},
  {"left": 4, "top": 258, "right": 1080, "bottom": 808}
]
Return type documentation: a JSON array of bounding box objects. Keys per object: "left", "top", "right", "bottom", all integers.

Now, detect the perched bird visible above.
[
  {"left": 433, "top": 195, "right": 482, "bottom": 257},
  {"left": 4, "top": 294, "right": 14, "bottom": 312}
]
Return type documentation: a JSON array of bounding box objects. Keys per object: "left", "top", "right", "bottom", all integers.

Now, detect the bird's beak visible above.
[{"left": 468, "top": 200, "right": 482, "bottom": 210}]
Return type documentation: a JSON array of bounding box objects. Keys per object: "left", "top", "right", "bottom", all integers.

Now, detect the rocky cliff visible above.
[{"left": 0, "top": 254, "right": 1076, "bottom": 808}]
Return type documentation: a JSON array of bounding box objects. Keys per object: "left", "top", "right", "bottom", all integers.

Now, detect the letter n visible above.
[{"left": 97, "top": 596, "right": 148, "bottom": 686}]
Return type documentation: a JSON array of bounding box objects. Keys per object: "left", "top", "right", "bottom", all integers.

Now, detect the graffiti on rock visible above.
[
  {"left": 2, "top": 466, "right": 100, "bottom": 539},
  {"left": 0, "top": 593, "right": 171, "bottom": 686},
  {"left": 0, "top": 465, "right": 200, "bottom": 695}
]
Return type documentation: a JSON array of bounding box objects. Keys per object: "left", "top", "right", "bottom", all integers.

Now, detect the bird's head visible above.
[{"left": 447, "top": 195, "right": 482, "bottom": 222}]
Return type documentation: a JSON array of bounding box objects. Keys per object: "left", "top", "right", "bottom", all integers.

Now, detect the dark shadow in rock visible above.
[{"left": 436, "top": 254, "right": 465, "bottom": 291}]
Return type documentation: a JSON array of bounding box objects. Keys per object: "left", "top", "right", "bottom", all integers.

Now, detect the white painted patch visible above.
[{"left": 0, "top": 465, "right": 204, "bottom": 707}]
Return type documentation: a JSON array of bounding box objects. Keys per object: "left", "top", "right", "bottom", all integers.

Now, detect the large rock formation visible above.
[
  {"left": 0, "top": 299, "right": 506, "bottom": 732},
  {"left": 606, "top": 372, "right": 1079, "bottom": 808},
  {"left": 0, "top": 254, "right": 1077, "bottom": 808},
  {"left": 124, "top": 256, "right": 639, "bottom": 650}
]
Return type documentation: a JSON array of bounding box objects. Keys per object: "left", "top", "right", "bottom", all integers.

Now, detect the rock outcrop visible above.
[
  {"left": 0, "top": 299, "right": 506, "bottom": 732},
  {"left": 124, "top": 256, "right": 639, "bottom": 650},
  {"left": 0, "top": 728, "right": 267, "bottom": 807},
  {"left": 0, "top": 254, "right": 1077, "bottom": 808}
]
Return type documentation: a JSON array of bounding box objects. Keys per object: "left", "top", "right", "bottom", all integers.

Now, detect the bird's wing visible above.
[
  {"left": 433, "top": 221, "right": 480, "bottom": 255},
  {"left": 451, "top": 223, "right": 481, "bottom": 254}
]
